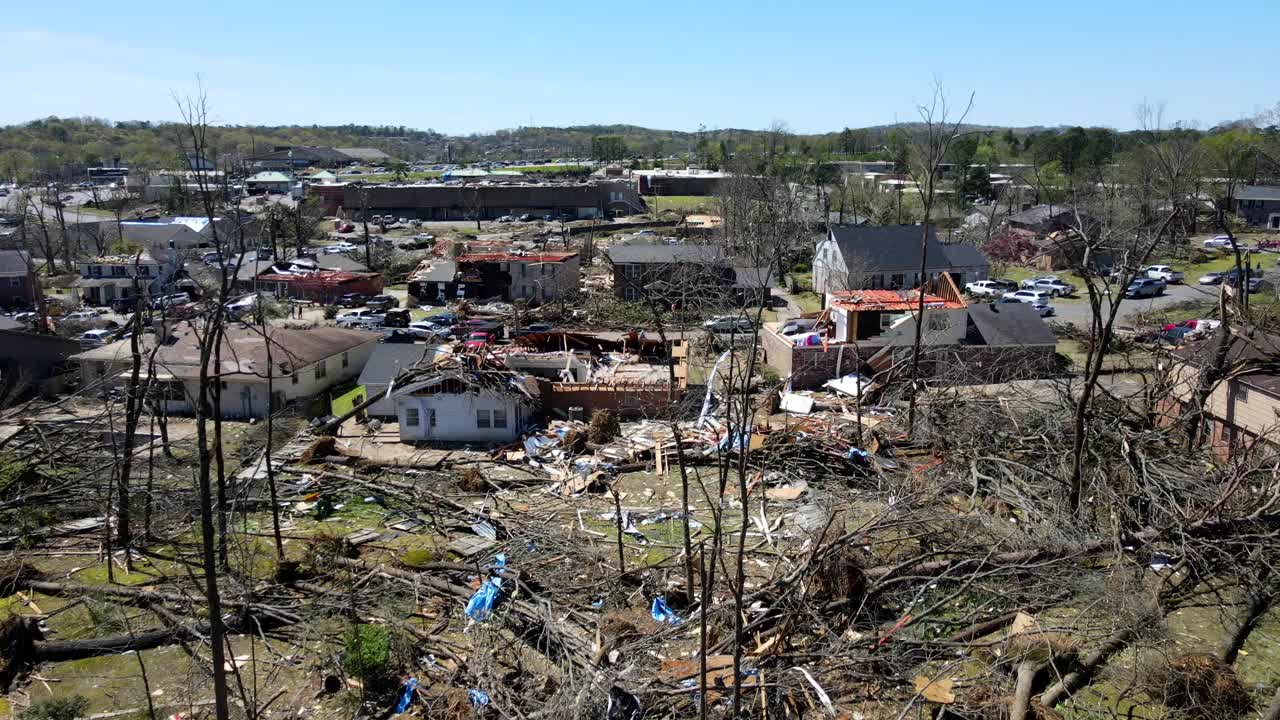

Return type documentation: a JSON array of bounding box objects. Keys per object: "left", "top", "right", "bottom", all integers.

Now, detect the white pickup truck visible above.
[{"left": 1140, "top": 265, "right": 1184, "bottom": 284}]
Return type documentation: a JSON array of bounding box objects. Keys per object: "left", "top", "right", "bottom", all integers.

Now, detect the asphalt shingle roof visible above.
[
  {"left": 1237, "top": 185, "right": 1280, "bottom": 202},
  {"left": 967, "top": 302, "right": 1057, "bottom": 346},
  {"left": 0, "top": 250, "right": 30, "bottom": 274},
  {"left": 828, "top": 224, "right": 974, "bottom": 274},
  {"left": 357, "top": 344, "right": 442, "bottom": 386},
  {"left": 606, "top": 243, "right": 727, "bottom": 264}
]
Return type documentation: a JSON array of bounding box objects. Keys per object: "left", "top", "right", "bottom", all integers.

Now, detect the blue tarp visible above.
[
  {"left": 394, "top": 678, "right": 420, "bottom": 713},
  {"left": 650, "top": 596, "right": 683, "bottom": 625},
  {"left": 468, "top": 689, "right": 491, "bottom": 707},
  {"left": 465, "top": 554, "right": 507, "bottom": 622}
]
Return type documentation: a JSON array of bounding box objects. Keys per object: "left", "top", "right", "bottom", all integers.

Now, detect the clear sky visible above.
[{"left": 2, "top": 0, "right": 1276, "bottom": 134}]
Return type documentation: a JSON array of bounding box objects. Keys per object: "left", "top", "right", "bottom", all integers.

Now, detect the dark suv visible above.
[
  {"left": 366, "top": 294, "right": 400, "bottom": 311},
  {"left": 336, "top": 293, "right": 369, "bottom": 308}
]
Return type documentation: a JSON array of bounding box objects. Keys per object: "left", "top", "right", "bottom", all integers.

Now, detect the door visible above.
[
  {"left": 1270, "top": 214, "right": 1280, "bottom": 230},
  {"left": 240, "top": 386, "right": 253, "bottom": 417}
]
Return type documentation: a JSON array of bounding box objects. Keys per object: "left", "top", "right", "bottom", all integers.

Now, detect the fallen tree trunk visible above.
[
  {"left": 35, "top": 627, "right": 195, "bottom": 662},
  {"left": 1039, "top": 627, "right": 1136, "bottom": 707}
]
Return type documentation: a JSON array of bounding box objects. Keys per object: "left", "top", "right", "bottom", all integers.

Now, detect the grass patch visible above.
[
  {"left": 792, "top": 292, "right": 823, "bottom": 313},
  {"left": 645, "top": 195, "right": 718, "bottom": 214}
]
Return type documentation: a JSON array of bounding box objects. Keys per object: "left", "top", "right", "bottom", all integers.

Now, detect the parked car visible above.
[
  {"left": 703, "top": 315, "right": 754, "bottom": 333},
  {"left": 1223, "top": 269, "right": 1264, "bottom": 293},
  {"left": 518, "top": 214, "right": 535, "bottom": 222},
  {"left": 407, "top": 321, "right": 450, "bottom": 339},
  {"left": 382, "top": 308, "right": 411, "bottom": 327},
  {"left": 995, "top": 295, "right": 1054, "bottom": 317},
  {"left": 336, "top": 293, "right": 370, "bottom": 308},
  {"left": 153, "top": 293, "right": 191, "bottom": 309},
  {"left": 380, "top": 330, "right": 418, "bottom": 344},
  {"left": 1198, "top": 271, "right": 1226, "bottom": 285},
  {"left": 1204, "top": 235, "right": 1234, "bottom": 249},
  {"left": 496, "top": 215, "right": 515, "bottom": 223},
  {"left": 1001, "top": 290, "right": 1052, "bottom": 305},
  {"left": 64, "top": 309, "right": 103, "bottom": 322},
  {"left": 426, "top": 312, "right": 458, "bottom": 326},
  {"left": 511, "top": 322, "right": 555, "bottom": 337},
  {"left": 450, "top": 319, "right": 501, "bottom": 337},
  {"left": 78, "top": 329, "right": 114, "bottom": 347},
  {"left": 1140, "top": 265, "right": 1184, "bottom": 283},
  {"left": 463, "top": 331, "right": 495, "bottom": 350},
  {"left": 324, "top": 242, "right": 359, "bottom": 254},
  {"left": 779, "top": 317, "right": 818, "bottom": 336},
  {"left": 1124, "top": 278, "right": 1166, "bottom": 299},
  {"left": 336, "top": 311, "right": 385, "bottom": 327},
  {"left": 201, "top": 251, "right": 224, "bottom": 265},
  {"left": 965, "top": 280, "right": 1008, "bottom": 297},
  {"left": 1019, "top": 276, "right": 1076, "bottom": 297},
  {"left": 13, "top": 311, "right": 37, "bottom": 325}
]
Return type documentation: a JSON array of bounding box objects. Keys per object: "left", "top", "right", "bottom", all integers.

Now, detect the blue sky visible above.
[{"left": 2, "top": 0, "right": 1275, "bottom": 134}]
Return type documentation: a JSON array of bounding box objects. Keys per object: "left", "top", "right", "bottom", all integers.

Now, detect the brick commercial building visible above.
[{"left": 336, "top": 181, "right": 645, "bottom": 221}]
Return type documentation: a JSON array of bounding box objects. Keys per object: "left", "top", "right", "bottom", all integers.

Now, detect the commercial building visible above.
[{"left": 336, "top": 181, "right": 645, "bottom": 221}]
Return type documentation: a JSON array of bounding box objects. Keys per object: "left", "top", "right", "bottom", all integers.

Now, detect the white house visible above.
[
  {"left": 391, "top": 364, "right": 536, "bottom": 444},
  {"left": 72, "top": 323, "right": 380, "bottom": 419},
  {"left": 71, "top": 253, "right": 167, "bottom": 307},
  {"left": 813, "top": 225, "right": 989, "bottom": 296}
]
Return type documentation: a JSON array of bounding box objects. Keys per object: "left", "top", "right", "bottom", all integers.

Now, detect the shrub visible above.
[
  {"left": 343, "top": 623, "right": 392, "bottom": 686},
  {"left": 588, "top": 410, "right": 620, "bottom": 444},
  {"left": 323, "top": 304, "right": 339, "bottom": 320},
  {"left": 21, "top": 696, "right": 90, "bottom": 720}
]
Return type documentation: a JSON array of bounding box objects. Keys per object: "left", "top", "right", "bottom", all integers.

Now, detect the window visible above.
[
  {"left": 111, "top": 266, "right": 126, "bottom": 277},
  {"left": 405, "top": 407, "right": 420, "bottom": 427},
  {"left": 8, "top": 278, "right": 18, "bottom": 288},
  {"left": 428, "top": 409, "right": 436, "bottom": 427},
  {"left": 291, "top": 372, "right": 298, "bottom": 385},
  {"left": 342, "top": 352, "right": 349, "bottom": 369},
  {"left": 890, "top": 273, "right": 905, "bottom": 288},
  {"left": 520, "top": 263, "right": 526, "bottom": 277},
  {"left": 493, "top": 408, "right": 508, "bottom": 429},
  {"left": 314, "top": 361, "right": 326, "bottom": 380},
  {"left": 1236, "top": 383, "right": 1249, "bottom": 403},
  {"left": 623, "top": 287, "right": 640, "bottom": 301},
  {"left": 476, "top": 409, "right": 491, "bottom": 429},
  {"left": 137, "top": 266, "right": 150, "bottom": 276},
  {"left": 90, "top": 265, "right": 103, "bottom": 277},
  {"left": 623, "top": 264, "right": 641, "bottom": 279}
]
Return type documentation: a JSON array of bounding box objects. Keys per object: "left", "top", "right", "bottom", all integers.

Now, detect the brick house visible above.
[
  {"left": 0, "top": 251, "right": 38, "bottom": 309},
  {"left": 1158, "top": 330, "right": 1280, "bottom": 457}
]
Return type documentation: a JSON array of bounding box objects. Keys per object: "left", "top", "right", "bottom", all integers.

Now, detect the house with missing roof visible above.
[
  {"left": 71, "top": 253, "right": 168, "bottom": 308},
  {"left": 1234, "top": 186, "right": 1280, "bottom": 230},
  {"left": 1157, "top": 330, "right": 1280, "bottom": 457},
  {"left": 605, "top": 242, "right": 774, "bottom": 306},
  {"left": 812, "top": 225, "right": 988, "bottom": 297},
  {"left": 454, "top": 251, "right": 580, "bottom": 305},
  {"left": 390, "top": 358, "right": 537, "bottom": 444},
  {"left": 71, "top": 323, "right": 380, "bottom": 419},
  {"left": 763, "top": 275, "right": 1059, "bottom": 388},
  {"left": 357, "top": 344, "right": 450, "bottom": 418}
]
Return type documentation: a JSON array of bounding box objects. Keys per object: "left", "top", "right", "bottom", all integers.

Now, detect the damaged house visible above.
[
  {"left": 406, "top": 252, "right": 579, "bottom": 306},
  {"left": 605, "top": 243, "right": 773, "bottom": 306},
  {"left": 390, "top": 358, "right": 537, "bottom": 444},
  {"left": 763, "top": 277, "right": 1058, "bottom": 388},
  {"left": 504, "top": 330, "right": 690, "bottom": 419}
]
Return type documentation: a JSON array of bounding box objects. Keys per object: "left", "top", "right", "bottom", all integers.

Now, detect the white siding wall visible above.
[
  {"left": 82, "top": 338, "right": 379, "bottom": 420},
  {"left": 396, "top": 390, "right": 525, "bottom": 443}
]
